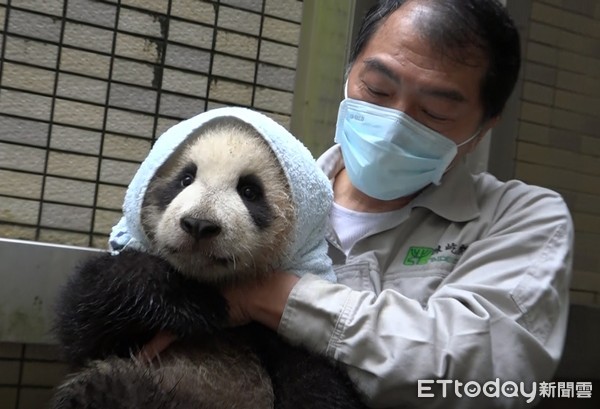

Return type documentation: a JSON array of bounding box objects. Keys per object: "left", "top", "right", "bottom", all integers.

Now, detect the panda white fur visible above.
[{"left": 51, "top": 110, "right": 367, "bottom": 409}]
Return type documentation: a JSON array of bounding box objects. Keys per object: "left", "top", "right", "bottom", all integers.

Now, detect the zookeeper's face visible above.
[{"left": 346, "top": 1, "right": 499, "bottom": 167}]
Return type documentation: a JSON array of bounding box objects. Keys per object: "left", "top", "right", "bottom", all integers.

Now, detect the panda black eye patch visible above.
[
  {"left": 154, "top": 163, "right": 197, "bottom": 209},
  {"left": 237, "top": 174, "right": 273, "bottom": 230}
]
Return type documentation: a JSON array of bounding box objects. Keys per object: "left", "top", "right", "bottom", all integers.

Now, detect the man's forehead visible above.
[{"left": 373, "top": 0, "right": 488, "bottom": 68}]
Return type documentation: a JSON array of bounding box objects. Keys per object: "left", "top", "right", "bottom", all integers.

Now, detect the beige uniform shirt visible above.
[{"left": 278, "top": 145, "right": 574, "bottom": 408}]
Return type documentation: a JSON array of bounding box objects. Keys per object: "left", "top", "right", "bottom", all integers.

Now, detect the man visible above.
[{"left": 150, "top": 0, "right": 574, "bottom": 407}]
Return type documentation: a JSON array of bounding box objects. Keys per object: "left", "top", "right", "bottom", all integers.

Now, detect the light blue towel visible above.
[{"left": 109, "top": 107, "right": 336, "bottom": 282}]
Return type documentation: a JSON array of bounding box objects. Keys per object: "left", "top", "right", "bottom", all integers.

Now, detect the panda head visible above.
[
  {"left": 139, "top": 116, "right": 296, "bottom": 284},
  {"left": 110, "top": 107, "right": 336, "bottom": 284}
]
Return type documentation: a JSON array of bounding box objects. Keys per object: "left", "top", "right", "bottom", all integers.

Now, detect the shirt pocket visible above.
[{"left": 334, "top": 261, "right": 376, "bottom": 292}]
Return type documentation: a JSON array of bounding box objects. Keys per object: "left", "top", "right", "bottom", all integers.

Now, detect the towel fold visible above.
[{"left": 109, "top": 107, "right": 335, "bottom": 282}]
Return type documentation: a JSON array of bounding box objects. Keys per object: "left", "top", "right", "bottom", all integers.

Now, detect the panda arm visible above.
[{"left": 55, "top": 250, "right": 228, "bottom": 366}]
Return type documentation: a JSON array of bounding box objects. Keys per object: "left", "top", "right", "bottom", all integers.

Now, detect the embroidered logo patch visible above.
[
  {"left": 403, "top": 247, "right": 435, "bottom": 265},
  {"left": 403, "top": 243, "right": 469, "bottom": 266}
]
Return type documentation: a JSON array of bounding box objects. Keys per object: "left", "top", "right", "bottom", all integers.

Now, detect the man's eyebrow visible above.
[
  {"left": 363, "top": 58, "right": 401, "bottom": 84},
  {"left": 419, "top": 86, "right": 467, "bottom": 103},
  {"left": 363, "top": 57, "right": 467, "bottom": 103}
]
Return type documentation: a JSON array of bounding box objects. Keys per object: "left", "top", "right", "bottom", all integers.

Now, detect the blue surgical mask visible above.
[{"left": 334, "top": 97, "right": 480, "bottom": 200}]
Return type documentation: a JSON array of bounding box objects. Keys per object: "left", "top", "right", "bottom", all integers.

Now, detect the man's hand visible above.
[
  {"left": 223, "top": 271, "right": 300, "bottom": 330},
  {"left": 140, "top": 272, "right": 300, "bottom": 362},
  {"left": 137, "top": 331, "right": 178, "bottom": 362}
]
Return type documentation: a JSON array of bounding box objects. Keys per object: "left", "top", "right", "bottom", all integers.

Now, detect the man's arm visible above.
[{"left": 227, "top": 187, "right": 573, "bottom": 408}]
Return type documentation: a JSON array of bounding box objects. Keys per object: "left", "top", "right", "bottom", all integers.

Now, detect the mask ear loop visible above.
[
  {"left": 443, "top": 127, "right": 483, "bottom": 176},
  {"left": 344, "top": 79, "right": 349, "bottom": 99},
  {"left": 456, "top": 127, "right": 482, "bottom": 148}
]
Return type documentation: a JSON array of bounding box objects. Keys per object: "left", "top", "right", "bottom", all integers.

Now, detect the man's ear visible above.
[
  {"left": 486, "top": 115, "right": 501, "bottom": 130},
  {"left": 467, "top": 115, "right": 501, "bottom": 153}
]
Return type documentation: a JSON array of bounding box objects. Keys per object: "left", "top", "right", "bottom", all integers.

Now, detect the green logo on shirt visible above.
[
  {"left": 403, "top": 243, "right": 469, "bottom": 266},
  {"left": 403, "top": 247, "right": 435, "bottom": 265}
]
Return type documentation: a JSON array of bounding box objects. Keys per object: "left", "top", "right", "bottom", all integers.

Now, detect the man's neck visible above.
[{"left": 332, "top": 169, "right": 416, "bottom": 213}]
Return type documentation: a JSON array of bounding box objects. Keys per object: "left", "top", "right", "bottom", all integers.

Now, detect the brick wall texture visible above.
[
  {"left": 0, "top": 342, "right": 67, "bottom": 409},
  {"left": 0, "top": 0, "right": 302, "bottom": 251},
  {"left": 0, "top": 1, "right": 303, "bottom": 407},
  {"left": 515, "top": 0, "right": 600, "bottom": 305}
]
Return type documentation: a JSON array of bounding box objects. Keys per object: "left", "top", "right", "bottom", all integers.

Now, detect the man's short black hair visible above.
[{"left": 349, "top": 0, "right": 521, "bottom": 122}]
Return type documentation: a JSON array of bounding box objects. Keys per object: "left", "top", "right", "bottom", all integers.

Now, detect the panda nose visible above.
[{"left": 180, "top": 217, "right": 222, "bottom": 240}]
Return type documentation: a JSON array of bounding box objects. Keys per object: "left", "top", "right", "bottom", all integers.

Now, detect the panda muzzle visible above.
[{"left": 180, "top": 217, "right": 222, "bottom": 241}]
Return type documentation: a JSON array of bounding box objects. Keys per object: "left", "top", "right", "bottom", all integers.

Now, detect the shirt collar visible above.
[
  {"left": 317, "top": 144, "right": 480, "bottom": 223},
  {"left": 413, "top": 160, "right": 480, "bottom": 222}
]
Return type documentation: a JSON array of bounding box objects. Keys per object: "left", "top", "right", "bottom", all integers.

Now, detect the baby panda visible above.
[{"left": 51, "top": 108, "right": 366, "bottom": 409}]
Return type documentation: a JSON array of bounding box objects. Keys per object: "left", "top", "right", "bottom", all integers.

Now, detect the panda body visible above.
[
  {"left": 52, "top": 111, "right": 367, "bottom": 409},
  {"left": 55, "top": 330, "right": 274, "bottom": 409}
]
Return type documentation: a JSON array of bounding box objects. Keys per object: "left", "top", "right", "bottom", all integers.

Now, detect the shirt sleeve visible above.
[{"left": 278, "top": 188, "right": 574, "bottom": 409}]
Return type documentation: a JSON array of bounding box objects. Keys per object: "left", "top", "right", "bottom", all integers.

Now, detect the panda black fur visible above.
[{"left": 51, "top": 115, "right": 367, "bottom": 409}]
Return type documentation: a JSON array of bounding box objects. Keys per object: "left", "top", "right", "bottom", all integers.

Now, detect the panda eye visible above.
[
  {"left": 240, "top": 185, "right": 259, "bottom": 201},
  {"left": 237, "top": 175, "right": 264, "bottom": 203},
  {"left": 180, "top": 174, "right": 194, "bottom": 187}
]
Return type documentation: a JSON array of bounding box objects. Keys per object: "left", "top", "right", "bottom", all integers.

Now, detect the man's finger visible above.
[{"left": 137, "top": 331, "right": 177, "bottom": 362}]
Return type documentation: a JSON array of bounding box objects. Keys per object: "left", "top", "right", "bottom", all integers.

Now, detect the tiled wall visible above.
[
  {"left": 0, "top": 1, "right": 304, "bottom": 407},
  {"left": 0, "top": 0, "right": 303, "bottom": 250},
  {"left": 0, "top": 342, "right": 68, "bottom": 409},
  {"left": 514, "top": 0, "right": 600, "bottom": 305}
]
